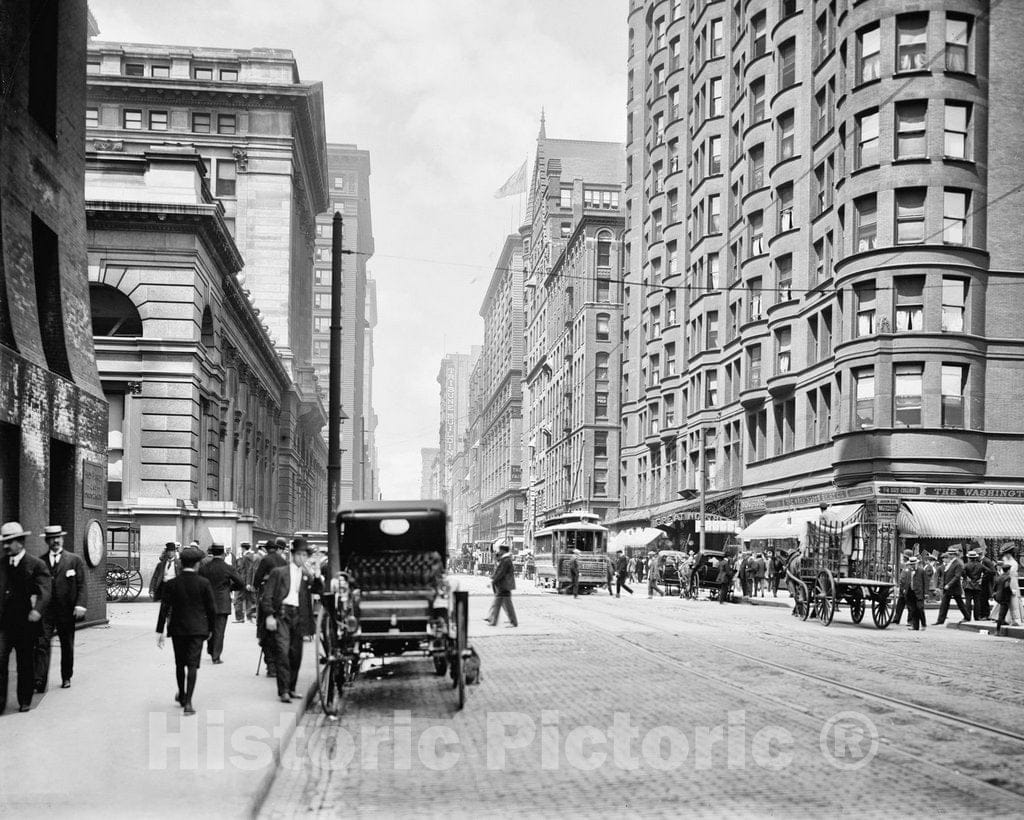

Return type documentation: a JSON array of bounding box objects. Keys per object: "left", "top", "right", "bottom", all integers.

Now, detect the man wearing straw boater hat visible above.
[
  {"left": 0, "top": 521, "right": 51, "bottom": 713},
  {"left": 34, "top": 524, "right": 88, "bottom": 692}
]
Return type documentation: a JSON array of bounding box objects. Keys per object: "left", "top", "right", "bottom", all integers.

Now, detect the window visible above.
[
  {"left": 123, "top": 109, "right": 142, "bottom": 130},
  {"left": 748, "top": 277, "right": 763, "bottom": 320},
  {"left": 895, "top": 188, "right": 926, "bottom": 244},
  {"left": 708, "top": 194, "right": 721, "bottom": 233},
  {"left": 149, "top": 110, "right": 168, "bottom": 131},
  {"left": 314, "top": 292, "right": 331, "bottom": 310},
  {"left": 87, "top": 61, "right": 101, "bottom": 74},
  {"left": 596, "top": 314, "right": 610, "bottom": 341},
  {"left": 752, "top": 12, "right": 767, "bottom": 57},
  {"left": 778, "top": 111, "right": 795, "bottom": 159},
  {"left": 895, "top": 101, "right": 927, "bottom": 159},
  {"left": 776, "top": 327, "right": 792, "bottom": 373},
  {"left": 856, "top": 109, "right": 879, "bottom": 168},
  {"left": 895, "top": 276, "right": 924, "bottom": 331},
  {"left": 709, "top": 77, "right": 723, "bottom": 117},
  {"left": 855, "top": 195, "right": 877, "bottom": 251},
  {"left": 124, "top": 63, "right": 145, "bottom": 77},
  {"left": 667, "top": 291, "right": 677, "bottom": 325},
  {"left": 814, "top": 160, "right": 833, "bottom": 215},
  {"left": 709, "top": 135, "right": 722, "bottom": 175},
  {"left": 707, "top": 311, "right": 719, "bottom": 349},
  {"left": 815, "top": 83, "right": 834, "bottom": 140},
  {"left": 86, "top": 108, "right": 99, "bottom": 128},
  {"left": 215, "top": 160, "right": 237, "bottom": 197},
  {"left": 748, "top": 345, "right": 762, "bottom": 387},
  {"left": 313, "top": 316, "right": 329, "bottom": 333},
  {"left": 192, "top": 112, "right": 211, "bottom": 133},
  {"left": 594, "top": 431, "right": 609, "bottom": 458},
  {"left": 944, "top": 102, "right": 969, "bottom": 159},
  {"left": 217, "top": 114, "right": 237, "bottom": 135},
  {"left": 89, "top": 283, "right": 143, "bottom": 336},
  {"left": 596, "top": 352, "right": 610, "bottom": 381},
  {"left": 193, "top": 66, "right": 214, "bottom": 80},
  {"left": 220, "top": 68, "right": 239, "bottom": 81},
  {"left": 31, "top": 216, "right": 72, "bottom": 379},
  {"left": 708, "top": 253, "right": 721, "bottom": 289},
  {"left": 941, "top": 277, "right": 966, "bottom": 332},
  {"left": 595, "top": 392, "right": 609, "bottom": 420},
  {"left": 750, "top": 77, "right": 766, "bottom": 122},
  {"left": 666, "top": 343, "right": 676, "bottom": 376},
  {"left": 896, "top": 14, "right": 928, "bottom": 72},
  {"left": 776, "top": 255, "right": 793, "bottom": 301},
  {"left": 815, "top": 7, "right": 835, "bottom": 63},
  {"left": 779, "top": 39, "right": 796, "bottom": 88},
  {"left": 894, "top": 364, "right": 923, "bottom": 427},
  {"left": 706, "top": 370, "right": 719, "bottom": 406},
  {"left": 814, "top": 232, "right": 834, "bottom": 281},
  {"left": 778, "top": 183, "right": 794, "bottom": 231},
  {"left": 943, "top": 189, "right": 968, "bottom": 245},
  {"left": 858, "top": 25, "right": 880, "bottom": 83},
  {"left": 946, "top": 15, "right": 971, "bottom": 72},
  {"left": 597, "top": 234, "right": 612, "bottom": 268},
  {"left": 151, "top": 65, "right": 170, "bottom": 78},
  {"left": 560, "top": 222, "right": 571, "bottom": 239},
  {"left": 749, "top": 211, "right": 764, "bottom": 256},
  {"left": 711, "top": 19, "right": 723, "bottom": 57},
  {"left": 749, "top": 143, "right": 765, "bottom": 188},
  {"left": 559, "top": 187, "right": 571, "bottom": 208},
  {"left": 854, "top": 282, "right": 876, "bottom": 336},
  {"left": 941, "top": 364, "right": 966, "bottom": 428},
  {"left": 854, "top": 368, "right": 875, "bottom": 427}
]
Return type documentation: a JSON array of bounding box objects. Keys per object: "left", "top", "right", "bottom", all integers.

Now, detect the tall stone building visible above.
[
  {"left": 85, "top": 41, "right": 329, "bottom": 554},
  {"left": 420, "top": 447, "right": 440, "bottom": 499},
  {"left": 312, "top": 144, "right": 377, "bottom": 502},
  {"left": 623, "top": 0, "right": 1024, "bottom": 549},
  {"left": 0, "top": 0, "right": 107, "bottom": 622},
  {"left": 437, "top": 349, "right": 478, "bottom": 543},
  {"left": 521, "top": 123, "right": 626, "bottom": 548},
  {"left": 475, "top": 235, "right": 526, "bottom": 548}
]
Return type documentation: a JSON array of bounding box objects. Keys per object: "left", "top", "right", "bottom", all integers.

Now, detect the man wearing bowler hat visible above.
[
  {"left": 0, "top": 521, "right": 51, "bottom": 713},
  {"left": 198, "top": 543, "right": 244, "bottom": 664},
  {"left": 259, "top": 538, "right": 321, "bottom": 703},
  {"left": 34, "top": 525, "right": 88, "bottom": 691},
  {"left": 935, "top": 546, "right": 970, "bottom": 625}
]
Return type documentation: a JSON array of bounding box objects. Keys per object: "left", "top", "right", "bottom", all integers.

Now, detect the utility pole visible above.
[
  {"left": 698, "top": 425, "right": 707, "bottom": 554},
  {"left": 327, "top": 212, "right": 343, "bottom": 577}
]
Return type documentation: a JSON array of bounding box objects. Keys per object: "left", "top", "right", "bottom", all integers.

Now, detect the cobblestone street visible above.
[{"left": 261, "top": 576, "right": 1024, "bottom": 818}]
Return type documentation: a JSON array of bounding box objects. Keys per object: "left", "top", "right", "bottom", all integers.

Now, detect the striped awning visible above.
[
  {"left": 897, "top": 501, "right": 1024, "bottom": 539},
  {"left": 738, "top": 503, "right": 863, "bottom": 542}
]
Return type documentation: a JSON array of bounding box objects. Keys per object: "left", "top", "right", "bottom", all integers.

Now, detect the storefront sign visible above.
[
  {"left": 923, "top": 486, "right": 1024, "bottom": 500},
  {"left": 82, "top": 460, "right": 106, "bottom": 511},
  {"left": 764, "top": 484, "right": 873, "bottom": 511},
  {"left": 879, "top": 485, "right": 920, "bottom": 495}
]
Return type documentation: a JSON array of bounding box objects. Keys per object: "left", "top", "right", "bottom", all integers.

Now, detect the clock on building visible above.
[{"left": 85, "top": 519, "right": 105, "bottom": 567}]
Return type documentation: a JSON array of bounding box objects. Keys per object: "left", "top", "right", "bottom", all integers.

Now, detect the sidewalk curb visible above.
[
  {"left": 246, "top": 679, "right": 319, "bottom": 818},
  {"left": 946, "top": 620, "right": 1024, "bottom": 640}
]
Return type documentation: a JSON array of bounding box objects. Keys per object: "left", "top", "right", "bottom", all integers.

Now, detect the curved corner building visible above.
[{"left": 620, "top": 0, "right": 1024, "bottom": 551}]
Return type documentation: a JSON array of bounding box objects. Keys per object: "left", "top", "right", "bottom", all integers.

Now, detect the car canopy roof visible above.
[{"left": 336, "top": 500, "right": 448, "bottom": 564}]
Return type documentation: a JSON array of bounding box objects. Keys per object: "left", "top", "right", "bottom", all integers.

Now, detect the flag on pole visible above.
[{"left": 494, "top": 159, "right": 528, "bottom": 198}]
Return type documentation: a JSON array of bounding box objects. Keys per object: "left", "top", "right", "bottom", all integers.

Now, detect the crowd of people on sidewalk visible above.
[
  {"left": 0, "top": 521, "right": 88, "bottom": 715},
  {"left": 152, "top": 536, "right": 323, "bottom": 714}
]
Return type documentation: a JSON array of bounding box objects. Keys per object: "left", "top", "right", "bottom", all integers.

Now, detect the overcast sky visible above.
[{"left": 89, "top": 0, "right": 626, "bottom": 498}]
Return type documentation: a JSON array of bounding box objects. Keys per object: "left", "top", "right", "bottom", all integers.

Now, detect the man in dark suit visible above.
[
  {"left": 935, "top": 546, "right": 970, "bottom": 624},
  {"left": 259, "top": 539, "right": 321, "bottom": 702},
  {"left": 614, "top": 550, "right": 634, "bottom": 597},
  {"left": 149, "top": 542, "right": 181, "bottom": 602},
  {"left": 198, "top": 543, "right": 244, "bottom": 664},
  {"left": 232, "top": 541, "right": 258, "bottom": 623},
  {"left": 34, "top": 525, "right": 88, "bottom": 691},
  {"left": 254, "top": 538, "right": 289, "bottom": 677},
  {"left": 903, "top": 556, "right": 928, "bottom": 630},
  {"left": 156, "top": 546, "right": 216, "bottom": 715},
  {"left": 569, "top": 549, "right": 581, "bottom": 598},
  {"left": 484, "top": 544, "right": 518, "bottom": 626},
  {"left": 0, "top": 521, "right": 51, "bottom": 713}
]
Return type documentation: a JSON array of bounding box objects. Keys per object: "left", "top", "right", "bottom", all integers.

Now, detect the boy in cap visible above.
[
  {"left": 34, "top": 524, "right": 88, "bottom": 691},
  {"left": 156, "top": 546, "right": 216, "bottom": 715}
]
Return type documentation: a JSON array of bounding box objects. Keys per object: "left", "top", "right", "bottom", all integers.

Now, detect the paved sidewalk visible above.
[{"left": 0, "top": 602, "right": 316, "bottom": 819}]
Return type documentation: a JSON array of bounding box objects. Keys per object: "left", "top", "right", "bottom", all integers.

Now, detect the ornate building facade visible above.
[
  {"left": 85, "top": 41, "right": 329, "bottom": 562},
  {"left": 623, "top": 0, "right": 1024, "bottom": 547}
]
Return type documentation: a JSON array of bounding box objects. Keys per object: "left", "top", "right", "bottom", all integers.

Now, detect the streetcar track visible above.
[{"left": 562, "top": 602, "right": 1024, "bottom": 749}]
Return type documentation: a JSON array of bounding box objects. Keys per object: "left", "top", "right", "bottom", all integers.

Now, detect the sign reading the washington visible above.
[{"left": 923, "top": 486, "right": 1024, "bottom": 499}]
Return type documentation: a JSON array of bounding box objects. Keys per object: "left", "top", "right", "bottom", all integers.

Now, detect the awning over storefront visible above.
[
  {"left": 609, "top": 527, "right": 666, "bottom": 551},
  {"left": 897, "top": 501, "right": 1024, "bottom": 539},
  {"left": 738, "top": 504, "right": 863, "bottom": 542}
]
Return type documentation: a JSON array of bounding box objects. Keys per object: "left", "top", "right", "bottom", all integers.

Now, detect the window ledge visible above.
[
  {"left": 893, "top": 69, "right": 931, "bottom": 79},
  {"left": 943, "top": 69, "right": 977, "bottom": 80},
  {"left": 852, "top": 77, "right": 882, "bottom": 93},
  {"left": 850, "top": 163, "right": 880, "bottom": 178},
  {"left": 892, "top": 156, "right": 930, "bottom": 165}
]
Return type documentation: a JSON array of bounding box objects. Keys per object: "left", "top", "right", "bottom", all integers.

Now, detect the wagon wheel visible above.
[
  {"left": 452, "top": 590, "right": 468, "bottom": 709},
  {"left": 814, "top": 570, "right": 836, "bottom": 626},
  {"left": 792, "top": 579, "right": 811, "bottom": 620},
  {"left": 871, "top": 587, "right": 895, "bottom": 629},
  {"left": 125, "top": 569, "right": 144, "bottom": 601},
  {"left": 316, "top": 606, "right": 345, "bottom": 717},
  {"left": 849, "top": 589, "right": 866, "bottom": 624},
  {"left": 105, "top": 563, "right": 129, "bottom": 602}
]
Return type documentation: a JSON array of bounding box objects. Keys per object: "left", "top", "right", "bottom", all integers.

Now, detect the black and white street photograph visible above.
[{"left": 1, "top": 0, "right": 1023, "bottom": 817}]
